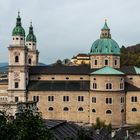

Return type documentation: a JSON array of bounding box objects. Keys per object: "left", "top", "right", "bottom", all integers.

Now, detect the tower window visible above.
[
  {"left": 16, "top": 38, "right": 19, "bottom": 40},
  {"left": 20, "top": 37, "right": 23, "bottom": 40},
  {"left": 33, "top": 96, "right": 39, "bottom": 102},
  {"left": 94, "top": 60, "right": 97, "bottom": 65},
  {"left": 106, "top": 110, "right": 112, "bottom": 114},
  {"left": 78, "top": 107, "right": 83, "bottom": 111},
  {"left": 120, "top": 83, "right": 124, "bottom": 89},
  {"left": 93, "top": 83, "right": 97, "bottom": 89},
  {"left": 15, "top": 56, "right": 19, "bottom": 63},
  {"left": 13, "top": 38, "right": 15, "bottom": 40},
  {"left": 63, "top": 96, "right": 69, "bottom": 102},
  {"left": 105, "top": 59, "right": 108, "bottom": 66},
  {"left": 78, "top": 96, "right": 84, "bottom": 102},
  {"left": 132, "top": 108, "right": 137, "bottom": 112},
  {"left": 48, "top": 107, "right": 54, "bottom": 111},
  {"left": 66, "top": 77, "right": 69, "bottom": 80},
  {"left": 106, "top": 83, "right": 112, "bottom": 89},
  {"left": 121, "top": 97, "right": 125, "bottom": 103},
  {"left": 15, "top": 82, "right": 19, "bottom": 88},
  {"left": 29, "top": 43, "right": 31, "bottom": 45},
  {"left": 63, "top": 107, "right": 69, "bottom": 111},
  {"left": 92, "top": 109, "right": 96, "bottom": 113},
  {"left": 15, "top": 96, "right": 19, "bottom": 102},
  {"left": 131, "top": 96, "right": 137, "bottom": 102},
  {"left": 106, "top": 98, "right": 112, "bottom": 104},
  {"left": 115, "top": 60, "right": 117, "bottom": 65},
  {"left": 92, "top": 97, "right": 96, "bottom": 103},
  {"left": 28, "top": 58, "right": 32, "bottom": 64},
  {"left": 48, "top": 96, "right": 54, "bottom": 101}
]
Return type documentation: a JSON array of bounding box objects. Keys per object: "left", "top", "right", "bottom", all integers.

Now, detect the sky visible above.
[{"left": 0, "top": 0, "right": 140, "bottom": 64}]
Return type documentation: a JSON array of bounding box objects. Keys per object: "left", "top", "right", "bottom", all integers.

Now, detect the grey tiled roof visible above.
[{"left": 28, "top": 80, "right": 90, "bottom": 91}]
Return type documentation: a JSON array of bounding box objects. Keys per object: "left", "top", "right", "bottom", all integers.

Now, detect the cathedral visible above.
[{"left": 0, "top": 12, "right": 140, "bottom": 126}]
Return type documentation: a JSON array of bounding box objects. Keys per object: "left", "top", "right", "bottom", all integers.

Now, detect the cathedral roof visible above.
[
  {"left": 28, "top": 80, "right": 89, "bottom": 91},
  {"left": 29, "top": 65, "right": 90, "bottom": 75}
]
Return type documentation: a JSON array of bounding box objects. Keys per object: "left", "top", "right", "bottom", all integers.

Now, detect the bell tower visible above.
[
  {"left": 8, "top": 11, "right": 28, "bottom": 103},
  {"left": 26, "top": 22, "right": 39, "bottom": 66}
]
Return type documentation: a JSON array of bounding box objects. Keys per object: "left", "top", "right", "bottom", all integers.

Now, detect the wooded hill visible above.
[{"left": 121, "top": 44, "right": 140, "bottom": 67}]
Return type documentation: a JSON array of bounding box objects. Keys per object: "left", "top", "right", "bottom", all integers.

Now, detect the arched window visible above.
[
  {"left": 94, "top": 60, "right": 97, "bottom": 65},
  {"left": 106, "top": 83, "right": 112, "bottom": 89},
  {"left": 132, "top": 108, "right": 137, "bottom": 112},
  {"left": 92, "top": 109, "right": 96, "bottom": 113},
  {"left": 78, "top": 107, "right": 83, "bottom": 111},
  {"left": 15, "top": 56, "right": 19, "bottom": 63},
  {"left": 63, "top": 107, "right": 69, "bottom": 111},
  {"left": 106, "top": 110, "right": 112, "bottom": 114},
  {"left": 115, "top": 60, "right": 117, "bottom": 65},
  {"left": 121, "top": 109, "right": 124, "bottom": 113},
  {"left": 48, "top": 107, "right": 54, "bottom": 111},
  {"left": 105, "top": 59, "right": 108, "bottom": 66},
  {"left": 120, "top": 83, "right": 123, "bottom": 89},
  {"left": 28, "top": 58, "right": 32, "bottom": 64},
  {"left": 93, "top": 83, "right": 97, "bottom": 89}
]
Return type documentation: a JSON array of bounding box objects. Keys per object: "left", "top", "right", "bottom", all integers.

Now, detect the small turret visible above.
[
  {"left": 100, "top": 19, "right": 111, "bottom": 39},
  {"left": 26, "top": 22, "right": 37, "bottom": 50}
]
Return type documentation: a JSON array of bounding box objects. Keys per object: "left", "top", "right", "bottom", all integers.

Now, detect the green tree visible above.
[{"left": 0, "top": 108, "right": 53, "bottom": 140}]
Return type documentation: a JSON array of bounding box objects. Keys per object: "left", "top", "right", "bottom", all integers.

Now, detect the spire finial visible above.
[
  {"left": 105, "top": 19, "right": 107, "bottom": 23},
  {"left": 30, "top": 20, "right": 32, "bottom": 27},
  {"left": 18, "top": 9, "right": 20, "bottom": 17}
]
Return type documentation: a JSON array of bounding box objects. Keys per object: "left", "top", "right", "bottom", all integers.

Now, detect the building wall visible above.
[
  {"left": 28, "top": 91, "right": 90, "bottom": 123},
  {"left": 90, "top": 75, "right": 124, "bottom": 91},
  {"left": 125, "top": 75, "right": 140, "bottom": 88},
  {"left": 30, "top": 75, "right": 89, "bottom": 81},
  {"left": 90, "top": 55, "right": 120, "bottom": 69},
  {"left": 126, "top": 91, "right": 140, "bottom": 124},
  {"left": 89, "top": 91, "right": 125, "bottom": 125}
]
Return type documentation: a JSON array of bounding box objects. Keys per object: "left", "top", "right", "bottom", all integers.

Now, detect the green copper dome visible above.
[
  {"left": 90, "top": 20, "right": 120, "bottom": 55},
  {"left": 12, "top": 12, "right": 25, "bottom": 36},
  {"left": 90, "top": 38, "right": 120, "bottom": 54},
  {"left": 26, "top": 22, "right": 36, "bottom": 42}
]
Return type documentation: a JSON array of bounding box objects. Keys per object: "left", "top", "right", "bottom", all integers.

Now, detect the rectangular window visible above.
[
  {"left": 63, "top": 96, "right": 69, "bottom": 102},
  {"left": 106, "top": 98, "right": 112, "bottom": 104},
  {"left": 92, "top": 97, "right": 96, "bottom": 103},
  {"left": 131, "top": 96, "right": 137, "bottom": 102},
  {"left": 121, "top": 97, "right": 124, "bottom": 103},
  {"left": 15, "top": 82, "right": 19, "bottom": 88},
  {"left": 33, "top": 96, "right": 39, "bottom": 102},
  {"left": 78, "top": 96, "right": 84, "bottom": 102},
  {"left": 15, "top": 96, "right": 19, "bottom": 102},
  {"left": 48, "top": 96, "right": 54, "bottom": 101}
]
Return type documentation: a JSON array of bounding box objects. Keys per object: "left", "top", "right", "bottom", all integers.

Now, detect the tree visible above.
[{"left": 0, "top": 108, "right": 53, "bottom": 140}]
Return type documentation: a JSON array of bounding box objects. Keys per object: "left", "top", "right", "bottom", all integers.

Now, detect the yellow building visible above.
[{"left": 0, "top": 13, "right": 140, "bottom": 126}]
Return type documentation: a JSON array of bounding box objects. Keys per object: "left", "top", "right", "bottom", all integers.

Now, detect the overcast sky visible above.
[{"left": 0, "top": 0, "right": 140, "bottom": 64}]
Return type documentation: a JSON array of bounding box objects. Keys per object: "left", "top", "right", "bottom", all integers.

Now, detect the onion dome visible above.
[
  {"left": 12, "top": 11, "right": 25, "bottom": 36},
  {"left": 26, "top": 22, "right": 36, "bottom": 42},
  {"left": 90, "top": 20, "right": 120, "bottom": 55}
]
